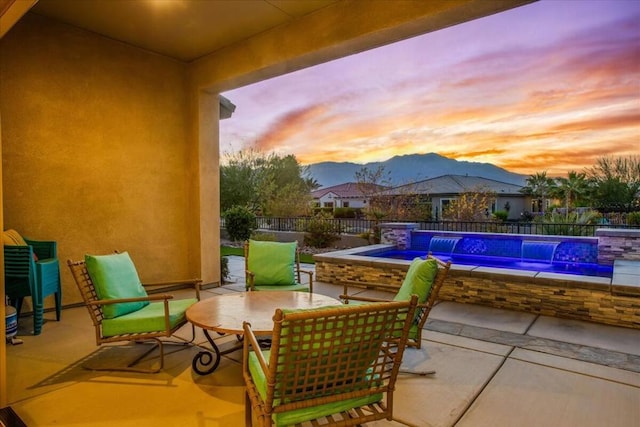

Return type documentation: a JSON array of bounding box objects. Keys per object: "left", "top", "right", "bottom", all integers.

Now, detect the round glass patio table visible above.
[{"left": 186, "top": 291, "right": 340, "bottom": 375}]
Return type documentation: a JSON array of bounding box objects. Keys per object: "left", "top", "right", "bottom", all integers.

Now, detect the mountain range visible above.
[{"left": 306, "top": 153, "right": 527, "bottom": 188}]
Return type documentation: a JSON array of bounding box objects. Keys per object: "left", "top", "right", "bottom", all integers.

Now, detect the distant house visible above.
[
  {"left": 311, "top": 182, "right": 387, "bottom": 210},
  {"left": 376, "top": 175, "right": 529, "bottom": 220}
]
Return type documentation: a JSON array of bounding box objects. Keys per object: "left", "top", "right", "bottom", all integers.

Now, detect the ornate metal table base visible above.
[{"left": 192, "top": 330, "right": 243, "bottom": 375}]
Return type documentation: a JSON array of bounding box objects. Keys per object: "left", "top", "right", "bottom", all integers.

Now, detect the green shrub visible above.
[
  {"left": 250, "top": 231, "right": 277, "bottom": 241},
  {"left": 303, "top": 213, "right": 340, "bottom": 248},
  {"left": 312, "top": 207, "right": 334, "bottom": 216},
  {"left": 333, "top": 207, "right": 356, "bottom": 218},
  {"left": 222, "top": 205, "right": 256, "bottom": 241},
  {"left": 493, "top": 210, "right": 508, "bottom": 222},
  {"left": 627, "top": 211, "right": 640, "bottom": 225},
  {"left": 220, "top": 256, "right": 229, "bottom": 283}
]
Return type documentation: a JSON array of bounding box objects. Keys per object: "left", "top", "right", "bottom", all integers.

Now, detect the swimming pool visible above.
[
  {"left": 313, "top": 227, "right": 640, "bottom": 329},
  {"left": 368, "top": 249, "right": 613, "bottom": 277},
  {"left": 364, "top": 232, "right": 613, "bottom": 277}
]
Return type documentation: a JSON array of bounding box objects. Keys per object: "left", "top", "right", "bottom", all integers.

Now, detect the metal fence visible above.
[{"left": 220, "top": 216, "right": 640, "bottom": 237}]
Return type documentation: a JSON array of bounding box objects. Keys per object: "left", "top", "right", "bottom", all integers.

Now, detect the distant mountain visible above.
[{"left": 306, "top": 153, "right": 527, "bottom": 188}]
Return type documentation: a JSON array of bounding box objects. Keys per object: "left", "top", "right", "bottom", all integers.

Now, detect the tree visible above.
[
  {"left": 520, "top": 171, "right": 556, "bottom": 214},
  {"left": 553, "top": 171, "right": 591, "bottom": 219},
  {"left": 220, "top": 149, "right": 317, "bottom": 217},
  {"left": 220, "top": 148, "right": 265, "bottom": 212},
  {"left": 587, "top": 155, "right": 640, "bottom": 212},
  {"left": 442, "top": 186, "right": 496, "bottom": 222},
  {"left": 259, "top": 154, "right": 315, "bottom": 216},
  {"left": 355, "top": 166, "right": 392, "bottom": 243}
]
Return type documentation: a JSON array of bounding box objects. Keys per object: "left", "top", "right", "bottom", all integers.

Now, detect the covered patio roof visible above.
[{"left": 0, "top": 0, "right": 536, "bottom": 408}]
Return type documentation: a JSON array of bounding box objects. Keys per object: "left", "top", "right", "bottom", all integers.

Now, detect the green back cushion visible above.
[
  {"left": 394, "top": 257, "right": 438, "bottom": 304},
  {"left": 248, "top": 350, "right": 382, "bottom": 425},
  {"left": 85, "top": 252, "right": 149, "bottom": 319},
  {"left": 248, "top": 240, "right": 296, "bottom": 285}
]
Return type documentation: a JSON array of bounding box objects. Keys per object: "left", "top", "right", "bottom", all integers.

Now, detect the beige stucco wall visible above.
[{"left": 0, "top": 13, "right": 205, "bottom": 309}]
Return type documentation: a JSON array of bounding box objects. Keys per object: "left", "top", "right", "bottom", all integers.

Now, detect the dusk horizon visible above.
[{"left": 220, "top": 0, "right": 640, "bottom": 177}]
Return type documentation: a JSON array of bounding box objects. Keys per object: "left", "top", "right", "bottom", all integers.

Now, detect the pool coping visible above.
[{"left": 313, "top": 245, "right": 640, "bottom": 329}]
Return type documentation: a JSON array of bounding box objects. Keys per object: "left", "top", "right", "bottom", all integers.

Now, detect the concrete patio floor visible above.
[{"left": 4, "top": 255, "right": 640, "bottom": 426}]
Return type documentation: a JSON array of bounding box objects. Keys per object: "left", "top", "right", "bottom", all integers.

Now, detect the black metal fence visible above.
[{"left": 220, "top": 216, "right": 640, "bottom": 237}]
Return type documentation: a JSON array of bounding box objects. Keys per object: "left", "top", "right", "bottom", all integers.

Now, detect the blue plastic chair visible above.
[{"left": 4, "top": 235, "right": 62, "bottom": 335}]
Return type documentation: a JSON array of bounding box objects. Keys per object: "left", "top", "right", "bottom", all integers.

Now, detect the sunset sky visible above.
[{"left": 220, "top": 0, "right": 640, "bottom": 177}]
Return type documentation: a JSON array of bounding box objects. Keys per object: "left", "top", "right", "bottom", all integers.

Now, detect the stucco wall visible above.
[{"left": 0, "top": 13, "right": 199, "bottom": 308}]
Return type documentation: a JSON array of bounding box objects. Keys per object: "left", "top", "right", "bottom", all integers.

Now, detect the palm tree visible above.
[
  {"left": 520, "top": 172, "right": 556, "bottom": 214},
  {"left": 554, "top": 171, "right": 590, "bottom": 219}
]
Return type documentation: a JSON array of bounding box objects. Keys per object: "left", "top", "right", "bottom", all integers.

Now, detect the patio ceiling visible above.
[{"left": 30, "top": 0, "right": 340, "bottom": 62}]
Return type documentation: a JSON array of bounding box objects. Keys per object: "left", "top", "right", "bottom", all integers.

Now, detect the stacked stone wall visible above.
[
  {"left": 597, "top": 229, "right": 640, "bottom": 265},
  {"left": 315, "top": 259, "right": 640, "bottom": 329}
]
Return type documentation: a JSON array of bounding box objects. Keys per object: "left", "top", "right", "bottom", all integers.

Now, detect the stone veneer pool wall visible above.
[{"left": 314, "top": 227, "right": 640, "bottom": 329}]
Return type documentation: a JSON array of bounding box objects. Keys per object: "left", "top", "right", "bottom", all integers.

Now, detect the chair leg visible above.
[
  {"left": 245, "top": 391, "right": 252, "bottom": 427},
  {"left": 13, "top": 297, "right": 24, "bottom": 318},
  {"left": 32, "top": 299, "right": 44, "bottom": 336},
  {"left": 54, "top": 290, "right": 62, "bottom": 321}
]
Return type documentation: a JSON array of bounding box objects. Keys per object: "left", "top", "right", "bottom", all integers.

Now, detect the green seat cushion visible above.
[
  {"left": 102, "top": 297, "right": 197, "bottom": 337},
  {"left": 248, "top": 240, "right": 296, "bottom": 286},
  {"left": 85, "top": 252, "right": 149, "bottom": 319},
  {"left": 253, "top": 284, "right": 309, "bottom": 292},
  {"left": 394, "top": 257, "right": 438, "bottom": 304},
  {"left": 248, "top": 350, "right": 382, "bottom": 426}
]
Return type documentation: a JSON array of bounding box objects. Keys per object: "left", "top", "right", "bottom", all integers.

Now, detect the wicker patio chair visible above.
[
  {"left": 67, "top": 251, "right": 201, "bottom": 373},
  {"left": 244, "top": 240, "right": 313, "bottom": 292},
  {"left": 243, "top": 296, "right": 418, "bottom": 427},
  {"left": 340, "top": 254, "right": 451, "bottom": 349}
]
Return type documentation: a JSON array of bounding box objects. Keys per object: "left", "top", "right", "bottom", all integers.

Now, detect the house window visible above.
[
  {"left": 343, "top": 202, "right": 349, "bottom": 208},
  {"left": 324, "top": 202, "right": 334, "bottom": 208}
]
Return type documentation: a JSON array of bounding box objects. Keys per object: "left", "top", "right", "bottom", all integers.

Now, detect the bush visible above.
[
  {"left": 493, "top": 210, "right": 508, "bottom": 222},
  {"left": 628, "top": 211, "right": 640, "bottom": 225},
  {"left": 222, "top": 205, "right": 256, "bottom": 241},
  {"left": 520, "top": 210, "right": 535, "bottom": 222},
  {"left": 303, "top": 213, "right": 341, "bottom": 248},
  {"left": 312, "top": 207, "right": 334, "bottom": 216},
  {"left": 220, "top": 256, "right": 229, "bottom": 283},
  {"left": 250, "top": 231, "right": 277, "bottom": 241},
  {"left": 333, "top": 207, "right": 356, "bottom": 218}
]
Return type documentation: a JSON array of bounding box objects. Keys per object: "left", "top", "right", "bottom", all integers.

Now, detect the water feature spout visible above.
[
  {"left": 521, "top": 241, "right": 560, "bottom": 263},
  {"left": 429, "top": 237, "right": 461, "bottom": 255}
]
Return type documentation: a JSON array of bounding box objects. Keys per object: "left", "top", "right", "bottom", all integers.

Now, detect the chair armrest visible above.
[
  {"left": 142, "top": 279, "right": 202, "bottom": 300},
  {"left": 341, "top": 280, "right": 398, "bottom": 302},
  {"left": 297, "top": 269, "right": 314, "bottom": 292},
  {"left": 89, "top": 294, "right": 173, "bottom": 306},
  {"left": 142, "top": 279, "right": 201, "bottom": 287},
  {"left": 242, "top": 321, "right": 269, "bottom": 375},
  {"left": 340, "top": 294, "right": 393, "bottom": 304}
]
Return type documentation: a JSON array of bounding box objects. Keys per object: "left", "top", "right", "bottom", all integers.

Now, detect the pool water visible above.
[{"left": 369, "top": 249, "right": 613, "bottom": 278}]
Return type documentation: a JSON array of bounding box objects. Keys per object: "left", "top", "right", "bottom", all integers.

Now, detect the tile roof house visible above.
[
  {"left": 377, "top": 174, "right": 530, "bottom": 220},
  {"left": 311, "top": 182, "right": 388, "bottom": 210}
]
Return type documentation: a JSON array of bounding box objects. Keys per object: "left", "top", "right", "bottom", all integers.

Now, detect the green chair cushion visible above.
[
  {"left": 102, "top": 297, "right": 197, "bottom": 337},
  {"left": 248, "top": 350, "right": 382, "bottom": 426},
  {"left": 393, "top": 257, "right": 438, "bottom": 304},
  {"left": 85, "top": 252, "right": 149, "bottom": 319},
  {"left": 248, "top": 240, "right": 296, "bottom": 286}
]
